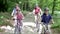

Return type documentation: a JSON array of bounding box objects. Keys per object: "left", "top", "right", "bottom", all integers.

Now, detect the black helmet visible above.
[{"left": 44, "top": 7, "right": 49, "bottom": 11}]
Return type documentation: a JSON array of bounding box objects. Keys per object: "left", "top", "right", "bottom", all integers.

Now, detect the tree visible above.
[
  {"left": 0, "top": 0, "right": 60, "bottom": 12},
  {"left": 52, "top": 0, "right": 56, "bottom": 15},
  {"left": 0, "top": 0, "right": 8, "bottom": 12}
]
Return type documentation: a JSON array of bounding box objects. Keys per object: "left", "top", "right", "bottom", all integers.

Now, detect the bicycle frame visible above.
[{"left": 14, "top": 19, "right": 22, "bottom": 34}]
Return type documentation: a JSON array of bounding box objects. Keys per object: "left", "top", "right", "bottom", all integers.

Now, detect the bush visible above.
[{"left": 0, "top": 12, "right": 13, "bottom": 27}]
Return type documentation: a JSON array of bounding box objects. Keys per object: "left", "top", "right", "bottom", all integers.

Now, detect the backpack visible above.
[
  {"left": 35, "top": 7, "right": 40, "bottom": 14},
  {"left": 17, "top": 13, "right": 23, "bottom": 20},
  {"left": 13, "top": 8, "right": 17, "bottom": 16}
]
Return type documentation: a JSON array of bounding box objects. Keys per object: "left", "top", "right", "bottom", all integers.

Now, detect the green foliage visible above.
[
  {"left": 0, "top": 0, "right": 60, "bottom": 12},
  {"left": 0, "top": 0, "right": 8, "bottom": 12},
  {"left": 0, "top": 12, "right": 13, "bottom": 27},
  {"left": 51, "top": 13, "right": 60, "bottom": 29}
]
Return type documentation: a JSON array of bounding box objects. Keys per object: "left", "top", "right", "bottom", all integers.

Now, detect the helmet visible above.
[{"left": 44, "top": 7, "right": 49, "bottom": 11}]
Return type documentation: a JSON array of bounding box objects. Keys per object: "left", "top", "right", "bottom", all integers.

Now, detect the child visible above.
[
  {"left": 11, "top": 3, "right": 24, "bottom": 34},
  {"left": 11, "top": 4, "right": 19, "bottom": 26},
  {"left": 33, "top": 5, "right": 42, "bottom": 27},
  {"left": 16, "top": 8, "right": 24, "bottom": 34},
  {"left": 41, "top": 7, "right": 54, "bottom": 34},
  {"left": 33, "top": 5, "right": 43, "bottom": 34}
]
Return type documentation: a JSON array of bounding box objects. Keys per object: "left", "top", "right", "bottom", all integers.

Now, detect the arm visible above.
[
  {"left": 11, "top": 9, "right": 15, "bottom": 20},
  {"left": 20, "top": 12, "right": 24, "bottom": 19},
  {"left": 50, "top": 19, "right": 54, "bottom": 24},
  {"left": 32, "top": 9, "right": 35, "bottom": 15},
  {"left": 40, "top": 9, "right": 43, "bottom": 16},
  {"left": 22, "top": 14, "right": 24, "bottom": 19},
  {"left": 49, "top": 15, "right": 54, "bottom": 24}
]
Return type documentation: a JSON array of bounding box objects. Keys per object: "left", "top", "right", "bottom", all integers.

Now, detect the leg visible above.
[
  {"left": 37, "top": 23, "right": 40, "bottom": 32},
  {"left": 48, "top": 25, "right": 52, "bottom": 34},
  {"left": 43, "top": 24, "right": 52, "bottom": 34},
  {"left": 14, "top": 25, "right": 18, "bottom": 34},
  {"left": 19, "top": 26, "right": 22, "bottom": 34},
  {"left": 18, "top": 20, "right": 22, "bottom": 34},
  {"left": 14, "top": 20, "right": 17, "bottom": 34},
  {"left": 15, "top": 20, "right": 20, "bottom": 34},
  {"left": 17, "top": 25, "right": 21, "bottom": 34},
  {"left": 35, "top": 15, "right": 37, "bottom": 27},
  {"left": 43, "top": 24, "right": 48, "bottom": 34},
  {"left": 14, "top": 16, "right": 17, "bottom": 26},
  {"left": 44, "top": 24, "right": 51, "bottom": 34},
  {"left": 35, "top": 15, "right": 37, "bottom": 23},
  {"left": 38, "top": 24, "right": 43, "bottom": 34},
  {"left": 36, "top": 14, "right": 41, "bottom": 32}
]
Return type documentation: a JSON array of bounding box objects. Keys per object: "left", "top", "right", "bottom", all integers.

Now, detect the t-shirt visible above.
[
  {"left": 11, "top": 8, "right": 17, "bottom": 16},
  {"left": 35, "top": 7, "right": 40, "bottom": 14},
  {"left": 41, "top": 13, "right": 52, "bottom": 24},
  {"left": 17, "top": 12, "right": 23, "bottom": 20}
]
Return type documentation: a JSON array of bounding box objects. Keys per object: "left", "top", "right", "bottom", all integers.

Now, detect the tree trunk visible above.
[{"left": 52, "top": 0, "right": 56, "bottom": 15}]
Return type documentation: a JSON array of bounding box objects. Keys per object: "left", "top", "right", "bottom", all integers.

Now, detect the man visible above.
[{"left": 41, "top": 7, "right": 54, "bottom": 34}]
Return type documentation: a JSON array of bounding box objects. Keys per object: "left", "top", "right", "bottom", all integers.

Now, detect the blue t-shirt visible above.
[
  {"left": 13, "top": 8, "right": 17, "bottom": 15},
  {"left": 41, "top": 13, "right": 52, "bottom": 24}
]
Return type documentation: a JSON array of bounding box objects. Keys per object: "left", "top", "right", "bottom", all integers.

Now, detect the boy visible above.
[
  {"left": 11, "top": 4, "right": 19, "bottom": 26},
  {"left": 41, "top": 7, "right": 54, "bottom": 34}
]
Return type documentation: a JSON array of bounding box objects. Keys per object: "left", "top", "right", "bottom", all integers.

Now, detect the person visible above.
[
  {"left": 11, "top": 4, "right": 19, "bottom": 26},
  {"left": 33, "top": 5, "right": 43, "bottom": 34},
  {"left": 41, "top": 7, "right": 54, "bottom": 34},
  {"left": 15, "top": 8, "right": 24, "bottom": 34},
  {"left": 33, "top": 5, "right": 42, "bottom": 23},
  {"left": 33, "top": 5, "right": 42, "bottom": 26},
  {"left": 11, "top": 3, "right": 24, "bottom": 34}
]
